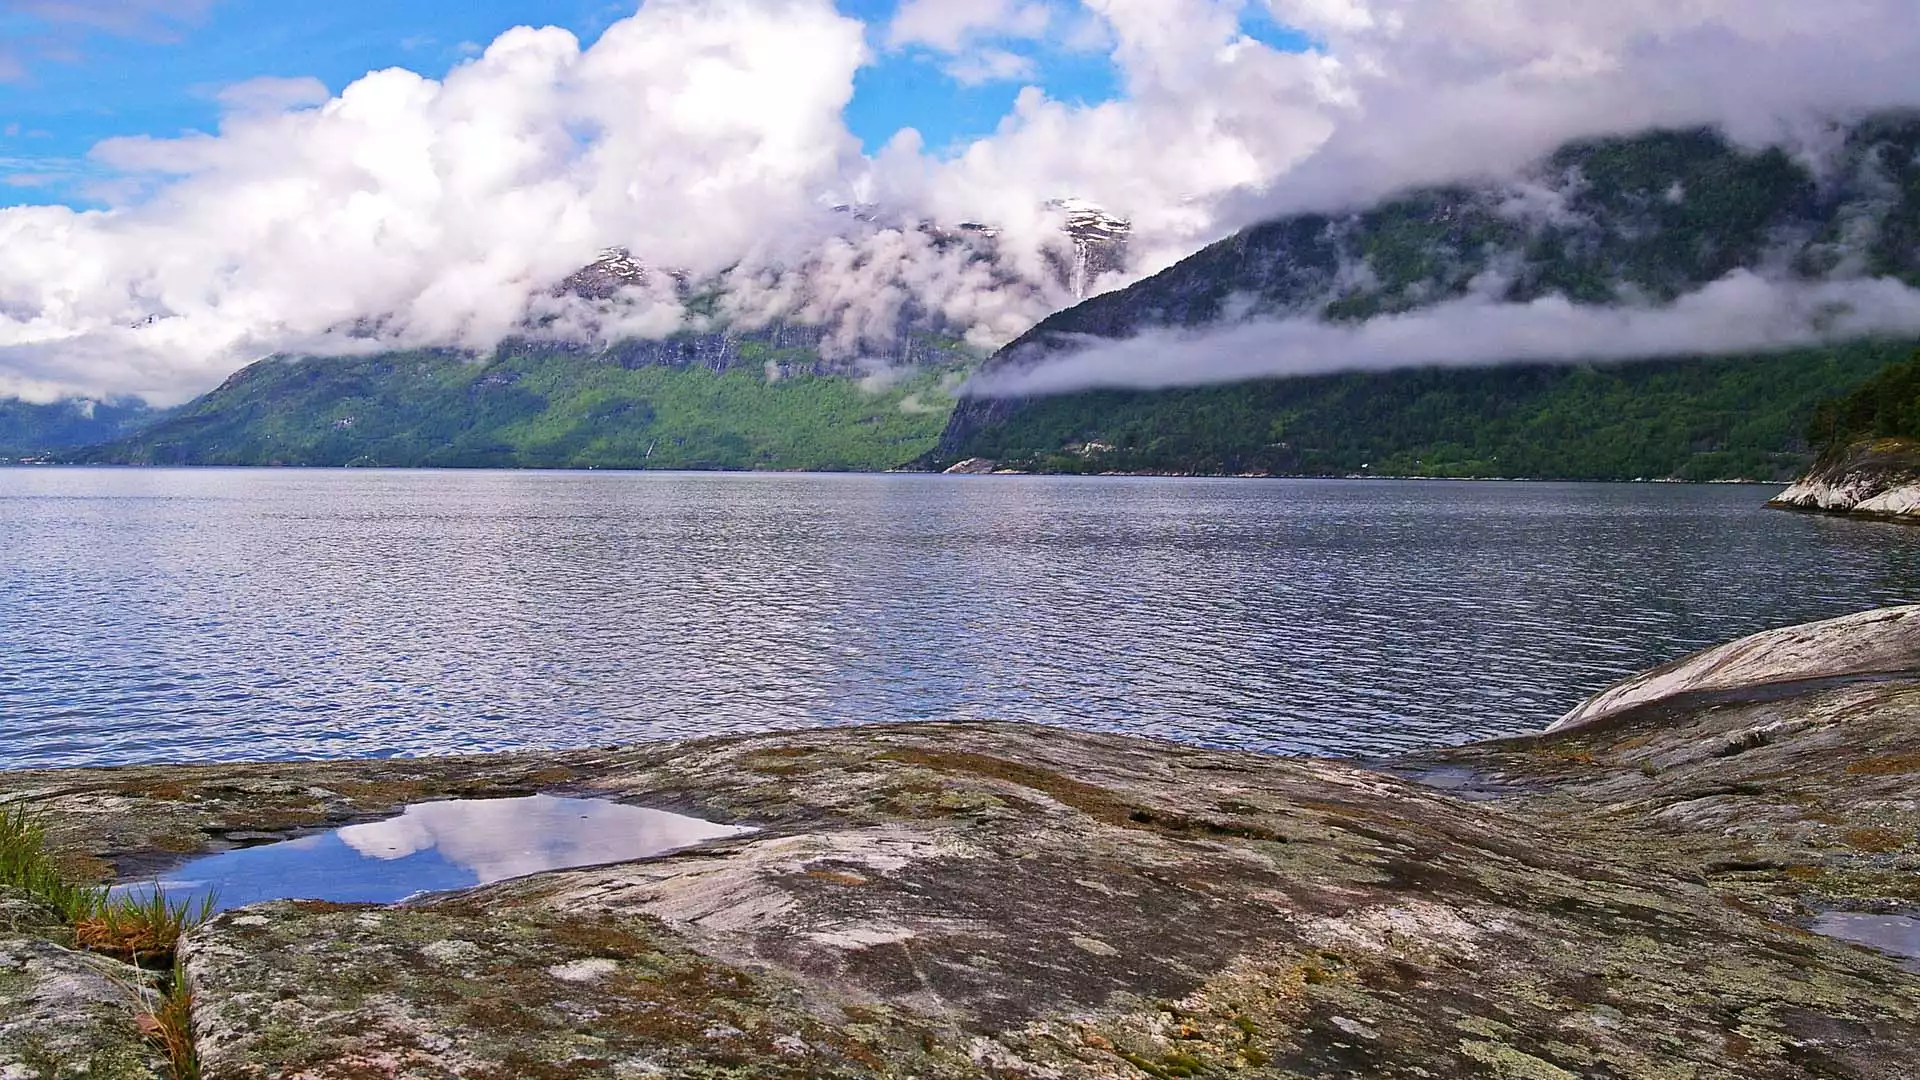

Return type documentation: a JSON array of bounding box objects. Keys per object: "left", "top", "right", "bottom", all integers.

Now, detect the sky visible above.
[
  {"left": 0, "top": 0, "right": 1306, "bottom": 207},
  {"left": 3, "top": 1, "right": 1920, "bottom": 405}
]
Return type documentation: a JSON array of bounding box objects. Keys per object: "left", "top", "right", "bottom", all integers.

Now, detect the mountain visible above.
[
  {"left": 70, "top": 202, "right": 1134, "bottom": 469},
  {"left": 932, "top": 342, "right": 1911, "bottom": 481},
  {"left": 45, "top": 114, "right": 1920, "bottom": 476},
  {"left": 935, "top": 112, "right": 1920, "bottom": 479},
  {"left": 0, "top": 398, "right": 163, "bottom": 462},
  {"left": 78, "top": 347, "right": 967, "bottom": 470}
]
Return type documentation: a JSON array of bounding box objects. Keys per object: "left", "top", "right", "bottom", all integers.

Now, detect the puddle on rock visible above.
[
  {"left": 1812, "top": 912, "right": 1920, "bottom": 973},
  {"left": 120, "top": 795, "right": 754, "bottom": 913}
]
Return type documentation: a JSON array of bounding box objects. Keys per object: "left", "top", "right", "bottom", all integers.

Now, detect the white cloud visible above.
[
  {"left": 0, "top": 0, "right": 879, "bottom": 403},
  {"left": 213, "top": 75, "right": 330, "bottom": 115},
  {"left": 1, "top": 0, "right": 215, "bottom": 36},
  {"left": 0, "top": 0, "right": 216, "bottom": 83},
  {"left": 1244, "top": 0, "right": 1920, "bottom": 214},
  {"left": 971, "top": 274, "right": 1920, "bottom": 397},
  {"left": 944, "top": 47, "right": 1040, "bottom": 86},
  {"left": 886, "top": 0, "right": 1052, "bottom": 52},
  {"left": 5, "top": 0, "right": 1920, "bottom": 404},
  {"left": 873, "top": 0, "right": 1347, "bottom": 274}
]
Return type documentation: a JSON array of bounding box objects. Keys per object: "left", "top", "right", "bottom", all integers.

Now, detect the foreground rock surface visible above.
[
  {"left": 1, "top": 615, "right": 1918, "bottom": 1077},
  {"left": 0, "top": 919, "right": 164, "bottom": 1079},
  {"left": 1769, "top": 438, "right": 1920, "bottom": 519}
]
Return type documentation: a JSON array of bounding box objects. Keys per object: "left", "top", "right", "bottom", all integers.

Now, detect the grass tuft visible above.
[
  {"left": 4, "top": 804, "right": 211, "bottom": 1079},
  {"left": 5, "top": 803, "right": 214, "bottom": 966},
  {"left": 74, "top": 887, "right": 216, "bottom": 968},
  {"left": 0, "top": 803, "right": 106, "bottom": 922},
  {"left": 137, "top": 960, "right": 201, "bottom": 1080}
]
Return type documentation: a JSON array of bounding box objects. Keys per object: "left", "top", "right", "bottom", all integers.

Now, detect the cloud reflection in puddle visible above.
[{"left": 124, "top": 795, "right": 754, "bottom": 913}]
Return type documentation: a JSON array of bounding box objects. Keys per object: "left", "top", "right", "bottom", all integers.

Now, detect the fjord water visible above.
[{"left": 5, "top": 468, "right": 1920, "bottom": 769}]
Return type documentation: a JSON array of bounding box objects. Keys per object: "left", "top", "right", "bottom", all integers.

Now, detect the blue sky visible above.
[{"left": 0, "top": 0, "right": 1308, "bottom": 208}]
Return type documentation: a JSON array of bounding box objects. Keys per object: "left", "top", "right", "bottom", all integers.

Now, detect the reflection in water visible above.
[
  {"left": 5, "top": 469, "right": 1920, "bottom": 766},
  {"left": 1812, "top": 912, "right": 1920, "bottom": 972},
  {"left": 124, "top": 796, "right": 753, "bottom": 913}
]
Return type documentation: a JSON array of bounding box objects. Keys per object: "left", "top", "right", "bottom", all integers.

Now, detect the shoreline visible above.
[
  {"left": 1, "top": 459, "right": 1794, "bottom": 487},
  {"left": 2, "top": 608, "right": 1916, "bottom": 1077}
]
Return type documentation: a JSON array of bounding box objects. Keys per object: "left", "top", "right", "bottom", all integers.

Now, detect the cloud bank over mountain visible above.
[
  {"left": 3, "top": 0, "right": 1920, "bottom": 404},
  {"left": 972, "top": 275, "right": 1920, "bottom": 397}
]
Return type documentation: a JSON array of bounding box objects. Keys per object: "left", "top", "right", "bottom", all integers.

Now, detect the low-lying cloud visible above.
[
  {"left": 3, "top": 0, "right": 1920, "bottom": 404},
  {"left": 969, "top": 274, "right": 1920, "bottom": 397}
]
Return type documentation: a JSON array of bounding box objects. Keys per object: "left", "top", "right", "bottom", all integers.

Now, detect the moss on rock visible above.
[{"left": 2, "top": 611, "right": 1919, "bottom": 1077}]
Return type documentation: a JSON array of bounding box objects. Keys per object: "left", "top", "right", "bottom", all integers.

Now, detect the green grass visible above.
[
  {"left": 141, "top": 960, "right": 200, "bottom": 1080},
  {"left": 0, "top": 803, "right": 107, "bottom": 923},
  {"left": 74, "top": 886, "right": 217, "bottom": 968},
  {"left": 1, "top": 805, "right": 212, "bottom": 1077},
  {"left": 0, "top": 804, "right": 213, "bottom": 964}
]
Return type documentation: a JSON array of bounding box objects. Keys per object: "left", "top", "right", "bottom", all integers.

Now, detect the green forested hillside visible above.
[
  {"left": 83, "top": 349, "right": 963, "bottom": 471},
  {"left": 1806, "top": 350, "right": 1920, "bottom": 454},
  {"left": 41, "top": 115, "right": 1920, "bottom": 476},
  {"left": 937, "top": 114, "right": 1920, "bottom": 480},
  {"left": 0, "top": 398, "right": 161, "bottom": 459},
  {"left": 935, "top": 342, "right": 1914, "bottom": 481}
]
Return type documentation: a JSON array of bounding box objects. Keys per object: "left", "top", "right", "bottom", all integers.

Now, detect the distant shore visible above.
[{"left": 4, "top": 458, "right": 1794, "bottom": 487}]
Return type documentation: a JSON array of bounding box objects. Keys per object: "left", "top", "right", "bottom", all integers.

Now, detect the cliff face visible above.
[
  {"left": 1770, "top": 438, "right": 1920, "bottom": 518},
  {"left": 4, "top": 609, "right": 1920, "bottom": 1077}
]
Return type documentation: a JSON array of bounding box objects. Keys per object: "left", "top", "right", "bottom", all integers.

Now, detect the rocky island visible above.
[{"left": 2, "top": 608, "right": 1918, "bottom": 1079}]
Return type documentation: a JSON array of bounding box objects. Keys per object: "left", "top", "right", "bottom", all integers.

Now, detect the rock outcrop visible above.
[
  {"left": 1770, "top": 438, "right": 1920, "bottom": 519},
  {"left": 0, "top": 919, "right": 165, "bottom": 1079},
  {"left": 1, "top": 610, "right": 1917, "bottom": 1077},
  {"left": 1550, "top": 604, "right": 1920, "bottom": 732}
]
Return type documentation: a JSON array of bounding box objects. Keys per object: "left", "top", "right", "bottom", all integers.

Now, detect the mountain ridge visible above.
[
  {"left": 0, "top": 397, "right": 164, "bottom": 462},
  {"left": 932, "top": 111, "right": 1920, "bottom": 475},
  {"left": 28, "top": 114, "right": 1920, "bottom": 476}
]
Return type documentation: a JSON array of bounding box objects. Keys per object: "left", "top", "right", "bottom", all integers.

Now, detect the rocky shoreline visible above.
[
  {"left": 3, "top": 610, "right": 1918, "bottom": 1078},
  {"left": 1770, "top": 438, "right": 1920, "bottom": 521}
]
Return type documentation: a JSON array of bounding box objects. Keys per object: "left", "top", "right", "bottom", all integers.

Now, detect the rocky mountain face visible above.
[
  {"left": 1045, "top": 198, "right": 1132, "bottom": 300},
  {"left": 531, "top": 200, "right": 1133, "bottom": 381},
  {"left": 552, "top": 247, "right": 676, "bottom": 301},
  {"left": 938, "top": 112, "right": 1920, "bottom": 466}
]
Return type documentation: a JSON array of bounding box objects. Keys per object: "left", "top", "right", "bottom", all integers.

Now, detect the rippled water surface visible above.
[{"left": 6, "top": 468, "right": 1920, "bottom": 768}]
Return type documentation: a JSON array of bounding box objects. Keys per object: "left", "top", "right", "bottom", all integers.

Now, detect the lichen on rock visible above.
[
  {"left": 0, "top": 935, "right": 165, "bottom": 1079},
  {"left": 1, "top": 610, "right": 1919, "bottom": 1077}
]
